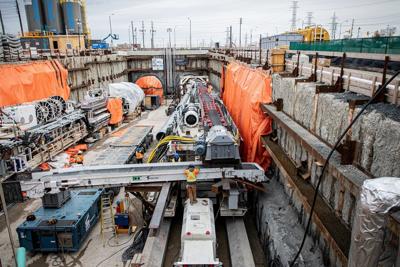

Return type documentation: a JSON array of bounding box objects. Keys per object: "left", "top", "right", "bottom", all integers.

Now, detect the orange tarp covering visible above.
[
  {"left": 222, "top": 62, "right": 272, "bottom": 170},
  {"left": 0, "top": 60, "right": 70, "bottom": 107},
  {"left": 107, "top": 98, "right": 123, "bottom": 125},
  {"left": 135, "top": 76, "right": 164, "bottom": 103}
]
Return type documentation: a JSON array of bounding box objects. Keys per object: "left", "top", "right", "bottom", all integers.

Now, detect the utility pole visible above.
[
  {"left": 306, "top": 12, "right": 313, "bottom": 27},
  {"left": 0, "top": 10, "right": 5, "bottom": 34},
  {"left": 239, "top": 17, "right": 242, "bottom": 48},
  {"left": 109, "top": 14, "right": 114, "bottom": 47},
  {"left": 150, "top": 21, "right": 156, "bottom": 49},
  {"left": 140, "top": 21, "right": 145, "bottom": 48},
  {"left": 290, "top": 1, "right": 298, "bottom": 31},
  {"left": 330, "top": 12, "right": 338, "bottom": 39},
  {"left": 259, "top": 34, "right": 262, "bottom": 64},
  {"left": 167, "top": 28, "right": 172, "bottom": 48},
  {"left": 188, "top": 17, "right": 192, "bottom": 48},
  {"left": 15, "top": 0, "right": 24, "bottom": 35},
  {"left": 250, "top": 29, "right": 253, "bottom": 46},
  {"left": 131, "top": 21, "right": 134, "bottom": 48},
  {"left": 229, "top": 25, "right": 233, "bottom": 48},
  {"left": 225, "top": 27, "right": 230, "bottom": 47},
  {"left": 134, "top": 27, "right": 137, "bottom": 44},
  {"left": 357, "top": 27, "right": 361, "bottom": 38},
  {"left": 244, "top": 32, "right": 248, "bottom": 48},
  {"left": 349, "top": 18, "right": 354, "bottom": 38}
]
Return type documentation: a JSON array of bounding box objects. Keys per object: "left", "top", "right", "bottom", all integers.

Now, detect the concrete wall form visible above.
[{"left": 61, "top": 54, "right": 128, "bottom": 102}]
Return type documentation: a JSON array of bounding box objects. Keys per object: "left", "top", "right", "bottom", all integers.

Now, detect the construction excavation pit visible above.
[{"left": 0, "top": 1, "right": 400, "bottom": 267}]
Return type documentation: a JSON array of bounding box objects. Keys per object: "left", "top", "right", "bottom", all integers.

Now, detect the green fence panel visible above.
[
  {"left": 290, "top": 36, "right": 400, "bottom": 54},
  {"left": 387, "top": 36, "right": 400, "bottom": 54}
]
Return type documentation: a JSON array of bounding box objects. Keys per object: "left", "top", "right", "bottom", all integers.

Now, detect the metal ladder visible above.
[{"left": 100, "top": 196, "right": 116, "bottom": 245}]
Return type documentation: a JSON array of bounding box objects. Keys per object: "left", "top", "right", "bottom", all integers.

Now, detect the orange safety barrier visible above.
[
  {"left": 107, "top": 98, "right": 123, "bottom": 125},
  {"left": 0, "top": 60, "right": 70, "bottom": 107},
  {"left": 222, "top": 62, "right": 272, "bottom": 170},
  {"left": 135, "top": 76, "right": 164, "bottom": 103}
]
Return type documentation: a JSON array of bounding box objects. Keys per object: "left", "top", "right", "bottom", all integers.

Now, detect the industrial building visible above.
[
  {"left": 0, "top": 1, "right": 400, "bottom": 267},
  {"left": 22, "top": 0, "right": 88, "bottom": 51}
]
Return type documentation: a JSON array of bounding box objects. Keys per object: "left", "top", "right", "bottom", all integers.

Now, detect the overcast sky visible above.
[{"left": 1, "top": 0, "right": 399, "bottom": 47}]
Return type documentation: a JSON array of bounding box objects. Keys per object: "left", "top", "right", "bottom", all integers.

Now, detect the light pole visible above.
[
  {"left": 174, "top": 26, "right": 178, "bottom": 48},
  {"left": 338, "top": 20, "right": 348, "bottom": 39},
  {"left": 109, "top": 14, "right": 114, "bottom": 47},
  {"left": 188, "top": 17, "right": 192, "bottom": 49}
]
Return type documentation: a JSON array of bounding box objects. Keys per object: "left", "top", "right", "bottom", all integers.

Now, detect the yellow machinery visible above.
[{"left": 296, "top": 26, "right": 330, "bottom": 42}]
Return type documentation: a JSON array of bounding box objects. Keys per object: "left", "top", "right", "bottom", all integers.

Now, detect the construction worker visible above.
[
  {"left": 172, "top": 151, "right": 181, "bottom": 162},
  {"left": 135, "top": 146, "right": 144, "bottom": 164},
  {"left": 74, "top": 151, "right": 84, "bottom": 164},
  {"left": 184, "top": 164, "right": 199, "bottom": 204},
  {"left": 207, "top": 82, "right": 213, "bottom": 94}
]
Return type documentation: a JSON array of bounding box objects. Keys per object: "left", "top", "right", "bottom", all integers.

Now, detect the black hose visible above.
[{"left": 289, "top": 70, "right": 400, "bottom": 266}]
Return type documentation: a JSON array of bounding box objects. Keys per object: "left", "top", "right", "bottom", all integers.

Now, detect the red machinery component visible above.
[{"left": 198, "top": 85, "right": 227, "bottom": 129}]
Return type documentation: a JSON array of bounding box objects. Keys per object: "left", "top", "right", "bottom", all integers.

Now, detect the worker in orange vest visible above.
[
  {"left": 74, "top": 151, "right": 84, "bottom": 164},
  {"left": 184, "top": 164, "right": 200, "bottom": 204},
  {"left": 135, "top": 146, "right": 144, "bottom": 164}
]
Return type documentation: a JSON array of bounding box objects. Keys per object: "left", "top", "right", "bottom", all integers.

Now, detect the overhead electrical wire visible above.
[{"left": 289, "top": 70, "right": 400, "bottom": 266}]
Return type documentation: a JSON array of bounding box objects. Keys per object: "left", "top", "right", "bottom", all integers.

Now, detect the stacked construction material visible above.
[{"left": 0, "top": 34, "right": 22, "bottom": 62}]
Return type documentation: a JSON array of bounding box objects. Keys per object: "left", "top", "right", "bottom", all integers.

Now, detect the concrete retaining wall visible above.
[
  {"left": 263, "top": 73, "right": 400, "bottom": 266},
  {"left": 272, "top": 74, "right": 400, "bottom": 178}
]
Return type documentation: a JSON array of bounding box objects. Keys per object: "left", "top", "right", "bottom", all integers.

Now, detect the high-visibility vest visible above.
[
  {"left": 136, "top": 151, "right": 144, "bottom": 159},
  {"left": 185, "top": 169, "right": 199, "bottom": 183}
]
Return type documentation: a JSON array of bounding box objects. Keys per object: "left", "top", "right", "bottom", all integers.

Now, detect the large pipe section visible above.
[
  {"left": 156, "top": 90, "right": 191, "bottom": 141},
  {"left": 183, "top": 103, "right": 199, "bottom": 127}
]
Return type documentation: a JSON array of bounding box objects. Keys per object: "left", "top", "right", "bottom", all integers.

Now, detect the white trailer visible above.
[{"left": 175, "top": 198, "right": 222, "bottom": 266}]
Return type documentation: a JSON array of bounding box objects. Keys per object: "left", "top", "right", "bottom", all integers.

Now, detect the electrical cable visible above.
[
  {"left": 147, "top": 135, "right": 195, "bottom": 163},
  {"left": 289, "top": 70, "right": 400, "bottom": 267}
]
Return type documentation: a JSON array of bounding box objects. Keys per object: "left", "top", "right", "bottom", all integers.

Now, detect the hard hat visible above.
[
  {"left": 78, "top": 151, "right": 83, "bottom": 155},
  {"left": 188, "top": 164, "right": 195, "bottom": 169}
]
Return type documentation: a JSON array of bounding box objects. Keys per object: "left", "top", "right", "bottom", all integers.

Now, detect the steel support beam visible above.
[
  {"left": 140, "top": 218, "right": 172, "bottom": 267},
  {"left": 226, "top": 217, "right": 255, "bottom": 267},
  {"left": 31, "top": 162, "right": 265, "bottom": 192},
  {"left": 149, "top": 183, "right": 171, "bottom": 236},
  {"left": 260, "top": 103, "right": 369, "bottom": 196}
]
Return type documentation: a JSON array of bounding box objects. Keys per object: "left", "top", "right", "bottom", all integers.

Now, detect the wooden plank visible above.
[
  {"left": 149, "top": 182, "right": 171, "bottom": 235},
  {"left": 392, "top": 80, "right": 399, "bottom": 105},
  {"left": 226, "top": 218, "right": 256, "bottom": 267}
]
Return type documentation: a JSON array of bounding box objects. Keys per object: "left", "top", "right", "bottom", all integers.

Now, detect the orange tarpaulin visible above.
[
  {"left": 0, "top": 60, "right": 70, "bottom": 107},
  {"left": 222, "top": 62, "right": 272, "bottom": 170},
  {"left": 107, "top": 98, "right": 123, "bottom": 125},
  {"left": 135, "top": 76, "right": 164, "bottom": 103}
]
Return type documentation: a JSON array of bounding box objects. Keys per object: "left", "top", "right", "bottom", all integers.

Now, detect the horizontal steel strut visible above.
[{"left": 32, "top": 161, "right": 266, "bottom": 189}]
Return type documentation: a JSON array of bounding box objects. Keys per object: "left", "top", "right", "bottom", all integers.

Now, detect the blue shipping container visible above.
[{"left": 17, "top": 189, "right": 103, "bottom": 252}]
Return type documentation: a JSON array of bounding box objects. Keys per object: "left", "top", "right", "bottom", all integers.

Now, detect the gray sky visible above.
[{"left": 1, "top": 0, "right": 400, "bottom": 47}]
